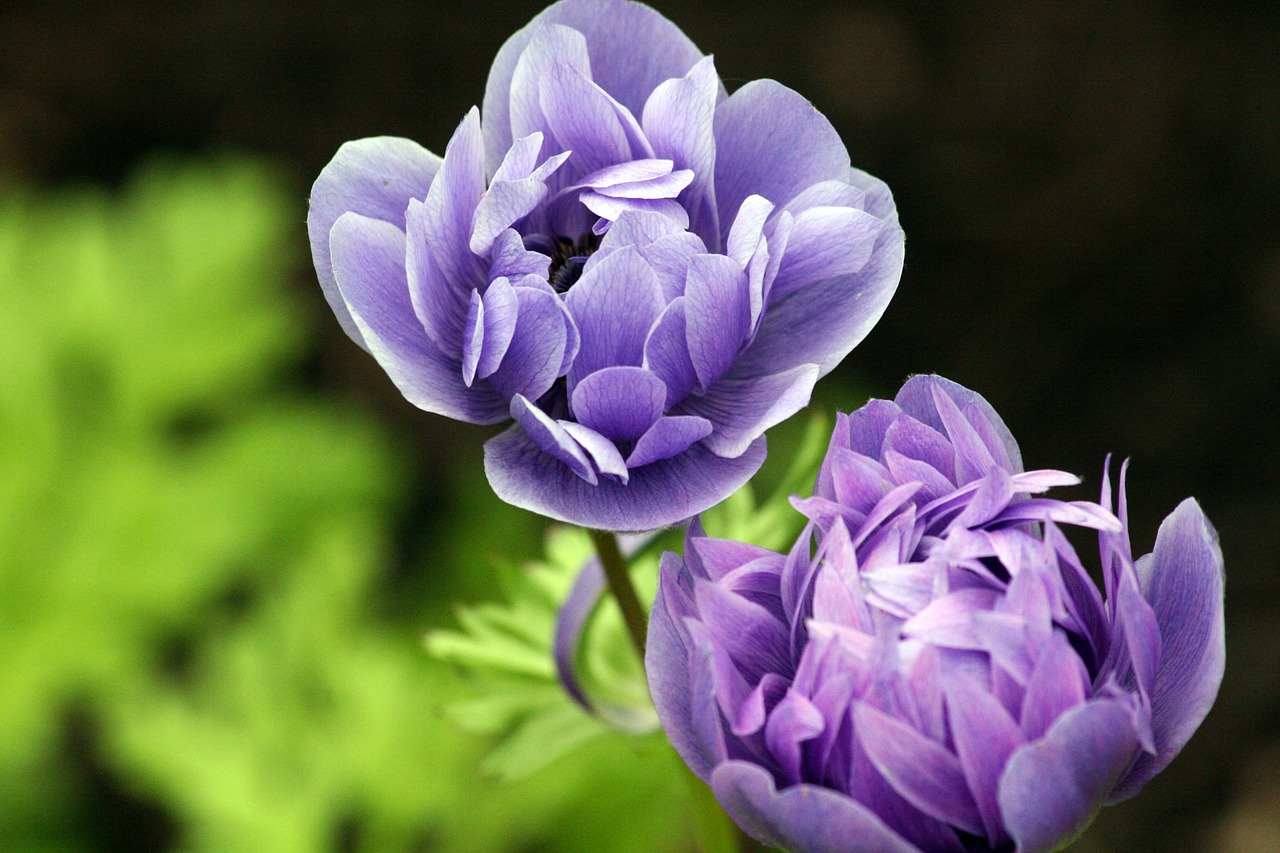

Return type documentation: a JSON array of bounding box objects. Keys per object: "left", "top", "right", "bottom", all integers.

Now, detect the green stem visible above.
[{"left": 588, "top": 528, "right": 649, "bottom": 662}]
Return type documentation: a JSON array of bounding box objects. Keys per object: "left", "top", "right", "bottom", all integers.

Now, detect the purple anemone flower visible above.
[
  {"left": 307, "top": 0, "right": 904, "bottom": 530},
  {"left": 647, "top": 375, "right": 1224, "bottom": 852}
]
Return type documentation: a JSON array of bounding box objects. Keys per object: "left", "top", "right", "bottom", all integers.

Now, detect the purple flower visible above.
[
  {"left": 307, "top": 0, "right": 904, "bottom": 530},
  {"left": 648, "top": 375, "right": 1224, "bottom": 852}
]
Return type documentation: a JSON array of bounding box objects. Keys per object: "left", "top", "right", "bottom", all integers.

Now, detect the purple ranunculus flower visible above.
[
  {"left": 648, "top": 375, "right": 1224, "bottom": 852},
  {"left": 307, "top": 0, "right": 904, "bottom": 531}
]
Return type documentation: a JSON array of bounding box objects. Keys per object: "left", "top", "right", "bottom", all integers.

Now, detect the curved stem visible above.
[{"left": 588, "top": 528, "right": 649, "bottom": 661}]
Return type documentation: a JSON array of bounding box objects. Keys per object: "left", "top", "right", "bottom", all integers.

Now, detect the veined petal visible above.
[
  {"left": 641, "top": 232, "right": 707, "bottom": 301},
  {"left": 475, "top": 275, "right": 519, "bottom": 379},
  {"left": 484, "top": 428, "right": 766, "bottom": 531},
  {"left": 407, "top": 110, "right": 489, "bottom": 358},
  {"left": 470, "top": 149, "right": 570, "bottom": 254},
  {"left": 330, "top": 213, "right": 505, "bottom": 423},
  {"left": 766, "top": 689, "right": 826, "bottom": 785},
  {"left": 539, "top": 61, "right": 634, "bottom": 175},
  {"left": 1111, "top": 499, "right": 1225, "bottom": 801},
  {"left": 564, "top": 247, "right": 665, "bottom": 389},
  {"left": 308, "top": 136, "right": 442, "bottom": 348},
  {"left": 506, "top": 23, "right": 592, "bottom": 154},
  {"left": 483, "top": 0, "right": 707, "bottom": 174},
  {"left": 580, "top": 194, "right": 689, "bottom": 231},
  {"left": 725, "top": 195, "right": 775, "bottom": 268},
  {"left": 727, "top": 217, "right": 904, "bottom": 379},
  {"left": 488, "top": 285, "right": 569, "bottom": 402},
  {"left": 676, "top": 364, "right": 819, "bottom": 459},
  {"left": 648, "top": 552, "right": 723, "bottom": 779},
  {"left": 489, "top": 227, "right": 551, "bottom": 280},
  {"left": 1019, "top": 630, "right": 1091, "bottom": 741},
  {"left": 642, "top": 55, "right": 721, "bottom": 244},
  {"left": 1000, "top": 699, "right": 1140, "bottom": 853},
  {"left": 685, "top": 253, "right": 751, "bottom": 391},
  {"left": 627, "top": 415, "right": 713, "bottom": 468},
  {"left": 560, "top": 421, "right": 629, "bottom": 483},
  {"left": 569, "top": 365, "right": 666, "bottom": 442},
  {"left": 714, "top": 80, "right": 851, "bottom": 237},
  {"left": 894, "top": 375, "right": 1024, "bottom": 476},
  {"left": 510, "top": 394, "right": 596, "bottom": 484},
  {"left": 769, "top": 206, "right": 885, "bottom": 302},
  {"left": 945, "top": 673, "right": 1022, "bottom": 846},
  {"left": 855, "top": 703, "right": 985, "bottom": 836},
  {"left": 643, "top": 297, "right": 697, "bottom": 406},
  {"left": 461, "top": 290, "right": 484, "bottom": 386}
]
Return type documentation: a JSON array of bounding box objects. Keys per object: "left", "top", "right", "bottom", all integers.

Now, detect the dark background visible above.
[{"left": 3, "top": 0, "right": 1276, "bottom": 849}]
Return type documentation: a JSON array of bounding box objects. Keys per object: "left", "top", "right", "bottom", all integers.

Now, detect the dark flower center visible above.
[{"left": 546, "top": 233, "right": 600, "bottom": 293}]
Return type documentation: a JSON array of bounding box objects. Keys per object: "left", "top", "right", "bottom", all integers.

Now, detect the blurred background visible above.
[{"left": 1, "top": 0, "right": 1276, "bottom": 850}]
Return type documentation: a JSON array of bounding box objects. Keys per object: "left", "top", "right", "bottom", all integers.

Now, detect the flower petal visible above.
[
  {"left": 461, "top": 289, "right": 484, "bottom": 386},
  {"left": 505, "top": 23, "right": 593, "bottom": 156},
  {"left": 539, "top": 61, "right": 635, "bottom": 174},
  {"left": 489, "top": 228, "right": 551, "bottom": 280},
  {"left": 564, "top": 247, "right": 666, "bottom": 389},
  {"left": 713, "top": 80, "right": 851, "bottom": 236},
  {"left": 685, "top": 253, "right": 751, "bottom": 391},
  {"left": 854, "top": 703, "right": 985, "bottom": 836},
  {"left": 330, "top": 212, "right": 506, "bottom": 424},
  {"left": 487, "top": 285, "right": 569, "bottom": 402},
  {"left": 570, "top": 365, "right": 666, "bottom": 442},
  {"left": 726, "top": 218, "right": 904, "bottom": 378},
  {"left": 1019, "top": 630, "right": 1090, "bottom": 741},
  {"left": 769, "top": 206, "right": 885, "bottom": 302},
  {"left": 694, "top": 578, "right": 791, "bottom": 683},
  {"left": 1111, "top": 498, "right": 1225, "bottom": 801},
  {"left": 710, "top": 761, "right": 924, "bottom": 853},
  {"left": 484, "top": 427, "right": 766, "bottom": 531},
  {"left": 475, "top": 275, "right": 519, "bottom": 379},
  {"left": 308, "top": 136, "right": 442, "bottom": 348},
  {"left": 676, "top": 363, "right": 819, "bottom": 459},
  {"left": 642, "top": 55, "right": 721, "bottom": 245},
  {"left": 560, "top": 421, "right": 629, "bottom": 483},
  {"left": 406, "top": 110, "right": 489, "bottom": 358},
  {"left": 483, "top": 0, "right": 707, "bottom": 174},
  {"left": 999, "top": 699, "right": 1140, "bottom": 853},
  {"left": 643, "top": 297, "right": 697, "bottom": 406},
  {"left": 946, "top": 671, "right": 1023, "bottom": 845},
  {"left": 509, "top": 394, "right": 596, "bottom": 484},
  {"left": 627, "top": 415, "right": 713, "bottom": 468},
  {"left": 648, "top": 553, "right": 725, "bottom": 779},
  {"left": 894, "top": 375, "right": 1024, "bottom": 476},
  {"left": 470, "top": 148, "right": 569, "bottom": 254}
]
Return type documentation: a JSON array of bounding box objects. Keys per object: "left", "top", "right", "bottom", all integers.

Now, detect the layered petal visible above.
[
  {"left": 563, "top": 247, "right": 666, "bottom": 389},
  {"left": 308, "top": 136, "right": 442, "bottom": 347},
  {"left": 727, "top": 216, "right": 904, "bottom": 378},
  {"left": 677, "top": 364, "right": 820, "bottom": 458},
  {"left": 483, "top": 0, "right": 708, "bottom": 174},
  {"left": 485, "top": 427, "right": 765, "bottom": 531},
  {"left": 1111, "top": 499, "right": 1225, "bottom": 800},
  {"left": 650, "top": 375, "right": 1220, "bottom": 851},
  {"left": 406, "top": 110, "right": 489, "bottom": 358},
  {"left": 713, "top": 80, "right": 851, "bottom": 232},
  {"left": 711, "top": 762, "right": 923, "bottom": 853},
  {"left": 330, "top": 213, "right": 505, "bottom": 423},
  {"left": 1000, "top": 700, "right": 1140, "bottom": 853},
  {"left": 313, "top": 0, "right": 904, "bottom": 530}
]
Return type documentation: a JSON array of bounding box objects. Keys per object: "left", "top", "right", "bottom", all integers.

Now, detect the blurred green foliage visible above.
[{"left": 0, "top": 158, "right": 717, "bottom": 852}]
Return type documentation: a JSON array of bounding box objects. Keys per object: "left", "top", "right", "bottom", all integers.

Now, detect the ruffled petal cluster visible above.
[
  {"left": 308, "top": 0, "right": 904, "bottom": 530},
  {"left": 648, "top": 375, "right": 1224, "bottom": 853}
]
